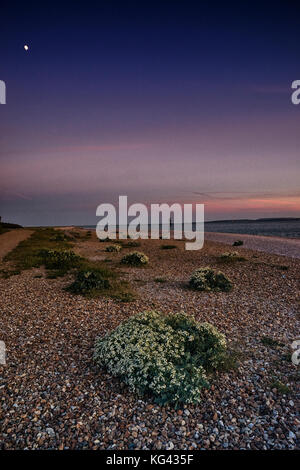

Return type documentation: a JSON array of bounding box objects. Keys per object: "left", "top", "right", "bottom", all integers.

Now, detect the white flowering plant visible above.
[
  {"left": 219, "top": 252, "right": 245, "bottom": 262},
  {"left": 189, "top": 267, "right": 232, "bottom": 292},
  {"left": 94, "top": 311, "right": 227, "bottom": 406},
  {"left": 105, "top": 244, "right": 122, "bottom": 252},
  {"left": 38, "top": 249, "right": 82, "bottom": 269},
  {"left": 121, "top": 251, "right": 149, "bottom": 266}
]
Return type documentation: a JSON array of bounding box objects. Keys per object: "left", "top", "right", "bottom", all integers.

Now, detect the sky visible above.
[{"left": 0, "top": 1, "right": 300, "bottom": 226}]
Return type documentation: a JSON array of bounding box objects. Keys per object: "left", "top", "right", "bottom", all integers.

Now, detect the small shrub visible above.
[
  {"left": 0, "top": 269, "right": 21, "bottom": 279},
  {"left": 219, "top": 251, "right": 246, "bottom": 262},
  {"left": 105, "top": 244, "right": 121, "bottom": 253},
  {"left": 160, "top": 244, "right": 177, "bottom": 250},
  {"left": 121, "top": 251, "right": 149, "bottom": 266},
  {"left": 189, "top": 267, "right": 232, "bottom": 292},
  {"left": 66, "top": 270, "right": 110, "bottom": 295},
  {"left": 261, "top": 336, "right": 284, "bottom": 348},
  {"left": 123, "top": 240, "right": 141, "bottom": 248},
  {"left": 39, "top": 249, "right": 81, "bottom": 270},
  {"left": 50, "top": 232, "right": 71, "bottom": 242},
  {"left": 94, "top": 311, "right": 227, "bottom": 406},
  {"left": 99, "top": 236, "right": 112, "bottom": 242},
  {"left": 155, "top": 277, "right": 167, "bottom": 283},
  {"left": 233, "top": 240, "right": 243, "bottom": 246}
]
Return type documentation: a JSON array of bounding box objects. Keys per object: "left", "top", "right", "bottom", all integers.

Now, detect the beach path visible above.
[
  {"left": 205, "top": 231, "right": 300, "bottom": 259},
  {"left": 0, "top": 229, "right": 33, "bottom": 261}
]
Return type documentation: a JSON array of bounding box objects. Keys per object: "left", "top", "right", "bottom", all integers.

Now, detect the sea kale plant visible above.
[
  {"left": 219, "top": 251, "right": 246, "bottom": 262},
  {"left": 233, "top": 240, "right": 243, "bottom": 246},
  {"left": 39, "top": 249, "right": 81, "bottom": 270},
  {"left": 189, "top": 267, "right": 232, "bottom": 292},
  {"left": 121, "top": 251, "right": 149, "bottom": 266},
  {"left": 94, "top": 311, "right": 227, "bottom": 406},
  {"left": 66, "top": 269, "right": 110, "bottom": 295},
  {"left": 105, "top": 244, "right": 122, "bottom": 252}
]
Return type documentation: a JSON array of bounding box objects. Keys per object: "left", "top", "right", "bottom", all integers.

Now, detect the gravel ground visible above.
[
  {"left": 205, "top": 232, "right": 300, "bottom": 259},
  {"left": 0, "top": 233, "right": 299, "bottom": 450}
]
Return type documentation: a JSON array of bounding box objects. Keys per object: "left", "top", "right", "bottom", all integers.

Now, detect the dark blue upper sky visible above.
[{"left": 1, "top": 1, "right": 300, "bottom": 225}]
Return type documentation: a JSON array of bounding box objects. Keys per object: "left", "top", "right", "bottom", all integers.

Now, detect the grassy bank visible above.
[{"left": 2, "top": 228, "right": 136, "bottom": 301}]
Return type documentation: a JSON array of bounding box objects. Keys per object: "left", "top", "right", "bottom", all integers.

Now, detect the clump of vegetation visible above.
[
  {"left": 189, "top": 267, "right": 233, "bottom": 292},
  {"left": 99, "top": 236, "right": 112, "bottom": 243},
  {"left": 105, "top": 244, "right": 122, "bottom": 253},
  {"left": 232, "top": 240, "right": 243, "bottom": 246},
  {"left": 50, "top": 232, "right": 72, "bottom": 242},
  {"left": 66, "top": 269, "right": 110, "bottom": 295},
  {"left": 121, "top": 251, "right": 149, "bottom": 266},
  {"left": 72, "top": 230, "right": 92, "bottom": 240},
  {"left": 94, "top": 311, "right": 228, "bottom": 406},
  {"left": 66, "top": 265, "right": 136, "bottom": 301},
  {"left": 276, "top": 264, "right": 289, "bottom": 271},
  {"left": 154, "top": 277, "right": 167, "bottom": 283},
  {"left": 39, "top": 249, "right": 81, "bottom": 270},
  {"left": 122, "top": 240, "right": 141, "bottom": 248},
  {"left": 160, "top": 244, "right": 177, "bottom": 250},
  {"left": 3, "top": 227, "right": 136, "bottom": 301},
  {"left": 0, "top": 268, "right": 21, "bottom": 279},
  {"left": 219, "top": 251, "right": 246, "bottom": 262},
  {"left": 270, "top": 379, "right": 290, "bottom": 394},
  {"left": 261, "top": 336, "right": 284, "bottom": 348}
]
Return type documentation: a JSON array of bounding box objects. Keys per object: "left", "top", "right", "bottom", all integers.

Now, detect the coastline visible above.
[{"left": 205, "top": 231, "right": 300, "bottom": 259}]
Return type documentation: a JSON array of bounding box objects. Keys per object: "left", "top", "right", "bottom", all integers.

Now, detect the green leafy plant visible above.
[
  {"left": 39, "top": 249, "right": 81, "bottom": 270},
  {"left": 232, "top": 240, "right": 243, "bottom": 246},
  {"left": 219, "top": 251, "right": 246, "bottom": 262},
  {"left": 261, "top": 336, "right": 284, "bottom": 348},
  {"left": 50, "top": 232, "right": 72, "bottom": 242},
  {"left": 189, "top": 267, "right": 233, "bottom": 292},
  {"left": 121, "top": 251, "right": 149, "bottom": 266},
  {"left": 94, "top": 311, "right": 227, "bottom": 406},
  {"left": 66, "top": 269, "right": 110, "bottom": 295},
  {"left": 122, "top": 240, "right": 141, "bottom": 248},
  {"left": 105, "top": 244, "right": 122, "bottom": 252}
]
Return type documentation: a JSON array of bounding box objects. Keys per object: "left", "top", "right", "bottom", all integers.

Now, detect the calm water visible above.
[
  {"left": 83, "top": 219, "right": 300, "bottom": 239},
  {"left": 205, "top": 219, "right": 300, "bottom": 238}
]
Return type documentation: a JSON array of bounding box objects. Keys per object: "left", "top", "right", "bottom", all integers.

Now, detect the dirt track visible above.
[{"left": 0, "top": 229, "right": 33, "bottom": 261}]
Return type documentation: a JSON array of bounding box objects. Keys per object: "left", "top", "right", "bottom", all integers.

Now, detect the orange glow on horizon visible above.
[{"left": 199, "top": 196, "right": 300, "bottom": 214}]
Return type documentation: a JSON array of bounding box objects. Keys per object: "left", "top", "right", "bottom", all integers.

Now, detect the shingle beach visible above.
[{"left": 0, "top": 228, "right": 299, "bottom": 450}]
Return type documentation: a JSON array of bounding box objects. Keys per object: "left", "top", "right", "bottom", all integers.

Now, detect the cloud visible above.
[{"left": 0, "top": 190, "right": 32, "bottom": 201}]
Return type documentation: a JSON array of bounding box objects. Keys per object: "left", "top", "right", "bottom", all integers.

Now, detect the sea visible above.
[
  {"left": 204, "top": 218, "right": 300, "bottom": 238},
  {"left": 83, "top": 218, "right": 300, "bottom": 239}
]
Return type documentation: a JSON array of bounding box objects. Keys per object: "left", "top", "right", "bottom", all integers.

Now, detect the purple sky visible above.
[{"left": 0, "top": 2, "right": 300, "bottom": 226}]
